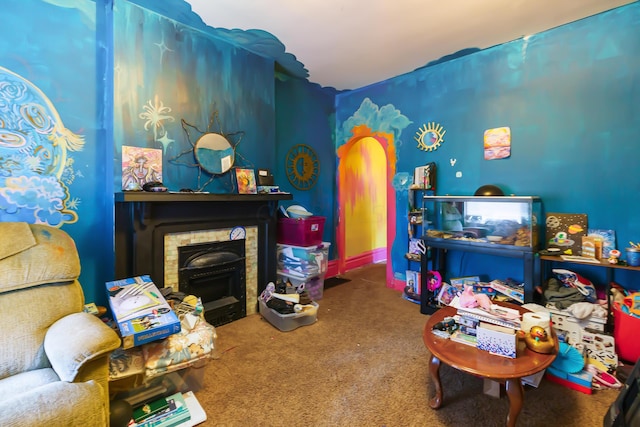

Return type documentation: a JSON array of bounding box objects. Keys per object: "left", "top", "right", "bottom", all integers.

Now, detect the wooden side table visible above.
[{"left": 423, "top": 304, "right": 558, "bottom": 427}]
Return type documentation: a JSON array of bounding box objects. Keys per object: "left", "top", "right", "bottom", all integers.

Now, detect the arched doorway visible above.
[{"left": 336, "top": 127, "right": 397, "bottom": 286}]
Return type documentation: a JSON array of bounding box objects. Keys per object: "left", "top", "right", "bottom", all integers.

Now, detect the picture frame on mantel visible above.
[{"left": 235, "top": 168, "right": 257, "bottom": 194}]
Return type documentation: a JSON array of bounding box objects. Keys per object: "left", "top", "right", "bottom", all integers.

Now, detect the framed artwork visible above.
[
  {"left": 235, "top": 168, "right": 257, "bottom": 194},
  {"left": 545, "top": 213, "right": 588, "bottom": 255},
  {"left": 484, "top": 127, "right": 511, "bottom": 160},
  {"left": 121, "top": 146, "right": 163, "bottom": 191}
]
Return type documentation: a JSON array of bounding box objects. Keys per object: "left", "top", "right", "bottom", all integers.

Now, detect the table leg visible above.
[
  {"left": 428, "top": 354, "right": 443, "bottom": 409},
  {"left": 504, "top": 378, "right": 524, "bottom": 427}
]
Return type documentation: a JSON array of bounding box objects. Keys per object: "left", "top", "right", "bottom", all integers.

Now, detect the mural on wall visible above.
[
  {"left": 0, "top": 66, "right": 84, "bottom": 226},
  {"left": 336, "top": 98, "right": 411, "bottom": 283},
  {"left": 113, "top": 1, "right": 276, "bottom": 194}
]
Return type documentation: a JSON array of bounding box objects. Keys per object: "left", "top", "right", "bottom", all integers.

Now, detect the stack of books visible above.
[
  {"left": 488, "top": 279, "right": 524, "bottom": 304},
  {"left": 449, "top": 295, "right": 521, "bottom": 358},
  {"left": 450, "top": 314, "right": 479, "bottom": 346},
  {"left": 130, "top": 391, "right": 206, "bottom": 427}
]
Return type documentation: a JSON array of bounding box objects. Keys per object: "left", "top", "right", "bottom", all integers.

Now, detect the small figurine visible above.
[
  {"left": 609, "top": 249, "right": 621, "bottom": 265},
  {"left": 524, "top": 325, "right": 555, "bottom": 354}
]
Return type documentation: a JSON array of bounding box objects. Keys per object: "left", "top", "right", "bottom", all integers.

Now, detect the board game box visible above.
[{"left": 106, "top": 275, "right": 181, "bottom": 349}]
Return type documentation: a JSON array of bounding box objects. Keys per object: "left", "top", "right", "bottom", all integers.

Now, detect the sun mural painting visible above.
[
  {"left": 0, "top": 66, "right": 84, "bottom": 226},
  {"left": 415, "top": 122, "right": 446, "bottom": 152}
]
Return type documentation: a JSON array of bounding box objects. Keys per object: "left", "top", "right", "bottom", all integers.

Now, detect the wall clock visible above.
[
  {"left": 285, "top": 144, "right": 319, "bottom": 190},
  {"left": 230, "top": 226, "right": 246, "bottom": 240},
  {"left": 415, "top": 122, "right": 446, "bottom": 152}
]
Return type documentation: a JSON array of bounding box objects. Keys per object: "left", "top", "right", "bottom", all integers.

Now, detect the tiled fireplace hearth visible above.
[{"left": 114, "top": 192, "right": 291, "bottom": 320}]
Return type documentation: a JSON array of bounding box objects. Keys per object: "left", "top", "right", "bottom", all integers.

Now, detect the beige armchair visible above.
[{"left": 0, "top": 222, "right": 121, "bottom": 427}]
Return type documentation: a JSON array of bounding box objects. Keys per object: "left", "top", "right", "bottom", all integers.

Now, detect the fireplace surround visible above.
[
  {"left": 114, "top": 192, "right": 291, "bottom": 318},
  {"left": 178, "top": 239, "right": 246, "bottom": 326}
]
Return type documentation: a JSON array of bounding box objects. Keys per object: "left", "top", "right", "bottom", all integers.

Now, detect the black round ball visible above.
[{"left": 474, "top": 184, "right": 504, "bottom": 196}]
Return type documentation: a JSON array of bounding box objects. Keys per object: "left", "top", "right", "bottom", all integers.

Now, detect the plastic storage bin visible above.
[
  {"left": 277, "top": 271, "right": 326, "bottom": 301},
  {"left": 277, "top": 242, "right": 330, "bottom": 278},
  {"left": 613, "top": 302, "right": 640, "bottom": 363},
  {"left": 258, "top": 299, "right": 319, "bottom": 332},
  {"left": 277, "top": 216, "right": 326, "bottom": 246}
]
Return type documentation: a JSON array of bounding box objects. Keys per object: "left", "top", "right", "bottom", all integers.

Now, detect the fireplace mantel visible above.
[{"left": 114, "top": 191, "right": 292, "bottom": 310}]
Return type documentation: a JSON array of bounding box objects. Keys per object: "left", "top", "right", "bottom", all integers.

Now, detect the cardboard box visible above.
[
  {"left": 476, "top": 322, "right": 517, "bottom": 358},
  {"left": 107, "top": 275, "right": 181, "bottom": 349}
]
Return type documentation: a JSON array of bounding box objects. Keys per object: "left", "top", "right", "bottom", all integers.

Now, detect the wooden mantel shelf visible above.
[{"left": 115, "top": 192, "right": 292, "bottom": 203}]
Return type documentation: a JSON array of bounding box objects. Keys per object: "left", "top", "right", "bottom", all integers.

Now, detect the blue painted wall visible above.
[
  {"left": 113, "top": 0, "right": 277, "bottom": 193},
  {"left": 0, "top": 0, "right": 336, "bottom": 307},
  {"left": 275, "top": 77, "right": 337, "bottom": 253},
  {"left": 2, "top": 0, "right": 637, "bottom": 309},
  {"left": 1, "top": 0, "right": 112, "bottom": 306},
  {"left": 336, "top": 3, "right": 640, "bottom": 290}
]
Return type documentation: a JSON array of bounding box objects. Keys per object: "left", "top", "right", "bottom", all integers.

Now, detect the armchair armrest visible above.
[{"left": 44, "top": 312, "right": 121, "bottom": 382}]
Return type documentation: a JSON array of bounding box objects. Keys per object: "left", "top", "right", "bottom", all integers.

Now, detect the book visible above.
[
  {"left": 182, "top": 391, "right": 207, "bottom": 425},
  {"left": 133, "top": 397, "right": 169, "bottom": 423},
  {"left": 451, "top": 296, "right": 521, "bottom": 330},
  {"left": 450, "top": 330, "right": 477, "bottom": 347},
  {"left": 134, "top": 392, "right": 191, "bottom": 427},
  {"left": 488, "top": 279, "right": 524, "bottom": 304},
  {"left": 560, "top": 255, "right": 602, "bottom": 264},
  {"left": 106, "top": 275, "right": 181, "bottom": 349},
  {"left": 405, "top": 270, "right": 421, "bottom": 295},
  {"left": 587, "top": 228, "right": 616, "bottom": 258},
  {"left": 476, "top": 322, "right": 517, "bottom": 358},
  {"left": 450, "top": 276, "right": 481, "bottom": 287}
]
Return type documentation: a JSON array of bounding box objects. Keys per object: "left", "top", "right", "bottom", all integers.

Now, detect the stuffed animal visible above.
[{"left": 459, "top": 285, "right": 492, "bottom": 310}]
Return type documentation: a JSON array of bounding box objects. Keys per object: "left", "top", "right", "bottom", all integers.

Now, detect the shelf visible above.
[
  {"left": 422, "top": 236, "right": 537, "bottom": 305},
  {"left": 538, "top": 254, "right": 640, "bottom": 334},
  {"left": 115, "top": 192, "right": 292, "bottom": 203},
  {"left": 539, "top": 255, "right": 640, "bottom": 272}
]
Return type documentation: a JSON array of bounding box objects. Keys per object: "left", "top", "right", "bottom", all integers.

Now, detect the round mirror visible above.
[{"left": 194, "top": 132, "right": 235, "bottom": 175}]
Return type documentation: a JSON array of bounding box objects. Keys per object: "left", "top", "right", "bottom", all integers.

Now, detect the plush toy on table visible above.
[{"left": 459, "top": 285, "right": 492, "bottom": 310}]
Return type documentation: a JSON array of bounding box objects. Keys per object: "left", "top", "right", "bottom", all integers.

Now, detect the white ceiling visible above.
[{"left": 185, "top": 0, "right": 635, "bottom": 91}]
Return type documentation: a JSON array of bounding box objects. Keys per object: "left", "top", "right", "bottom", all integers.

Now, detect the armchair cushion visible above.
[
  {"left": 0, "top": 379, "right": 108, "bottom": 427},
  {"left": 0, "top": 368, "right": 59, "bottom": 401},
  {"left": 0, "top": 222, "right": 35, "bottom": 261},
  {"left": 0, "top": 223, "right": 80, "bottom": 294},
  {"left": 45, "top": 312, "right": 121, "bottom": 382}
]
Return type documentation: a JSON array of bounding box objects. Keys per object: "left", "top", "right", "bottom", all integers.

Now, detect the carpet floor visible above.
[{"left": 193, "top": 263, "right": 621, "bottom": 426}]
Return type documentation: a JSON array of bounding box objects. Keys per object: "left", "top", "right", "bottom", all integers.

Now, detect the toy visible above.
[
  {"left": 459, "top": 285, "right": 492, "bottom": 310},
  {"left": 608, "top": 249, "right": 621, "bottom": 265},
  {"left": 524, "top": 325, "right": 556, "bottom": 354}
]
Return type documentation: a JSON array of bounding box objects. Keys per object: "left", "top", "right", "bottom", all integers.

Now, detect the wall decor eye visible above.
[
  {"left": 415, "top": 122, "right": 446, "bottom": 152},
  {"left": 285, "top": 144, "right": 319, "bottom": 190}
]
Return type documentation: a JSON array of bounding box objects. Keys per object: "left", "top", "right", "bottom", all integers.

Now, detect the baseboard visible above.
[{"left": 345, "top": 248, "right": 386, "bottom": 271}]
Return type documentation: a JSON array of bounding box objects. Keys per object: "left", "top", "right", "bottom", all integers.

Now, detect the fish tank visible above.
[{"left": 422, "top": 195, "right": 542, "bottom": 251}]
